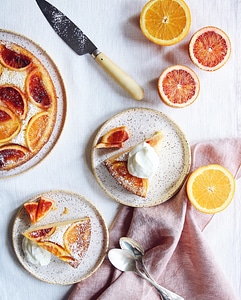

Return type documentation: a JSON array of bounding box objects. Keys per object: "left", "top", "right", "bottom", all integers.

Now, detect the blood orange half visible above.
[
  {"left": 189, "top": 26, "right": 231, "bottom": 71},
  {"left": 158, "top": 65, "right": 200, "bottom": 108}
]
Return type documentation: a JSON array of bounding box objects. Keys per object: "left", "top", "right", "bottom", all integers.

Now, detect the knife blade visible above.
[{"left": 36, "top": 0, "right": 144, "bottom": 100}]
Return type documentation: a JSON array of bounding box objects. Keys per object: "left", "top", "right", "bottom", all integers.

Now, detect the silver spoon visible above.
[
  {"left": 108, "top": 248, "right": 184, "bottom": 300},
  {"left": 119, "top": 237, "right": 155, "bottom": 280}
]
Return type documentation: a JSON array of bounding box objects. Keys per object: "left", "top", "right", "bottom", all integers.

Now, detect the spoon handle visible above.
[{"left": 136, "top": 268, "right": 184, "bottom": 300}]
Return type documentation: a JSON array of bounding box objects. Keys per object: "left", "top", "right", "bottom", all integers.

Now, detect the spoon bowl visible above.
[
  {"left": 119, "top": 237, "right": 144, "bottom": 260},
  {"left": 108, "top": 248, "right": 137, "bottom": 273},
  {"left": 108, "top": 248, "right": 184, "bottom": 300},
  {"left": 119, "top": 237, "right": 154, "bottom": 280}
]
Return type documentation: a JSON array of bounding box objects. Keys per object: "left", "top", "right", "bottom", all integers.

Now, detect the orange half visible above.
[
  {"left": 186, "top": 164, "right": 236, "bottom": 214},
  {"left": 158, "top": 65, "right": 200, "bottom": 108},
  {"left": 140, "top": 0, "right": 191, "bottom": 46},
  {"left": 189, "top": 26, "right": 231, "bottom": 71}
]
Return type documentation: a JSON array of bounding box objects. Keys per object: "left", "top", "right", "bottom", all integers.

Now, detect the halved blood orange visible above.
[
  {"left": 158, "top": 65, "right": 200, "bottom": 108},
  {"left": 0, "top": 106, "right": 21, "bottom": 143},
  {"left": 96, "top": 126, "right": 130, "bottom": 149},
  {"left": 0, "top": 85, "right": 28, "bottom": 119},
  {"left": 189, "top": 26, "right": 231, "bottom": 71},
  {"left": 0, "top": 144, "right": 29, "bottom": 170},
  {"left": 25, "top": 111, "right": 51, "bottom": 152},
  {"left": 0, "top": 44, "right": 32, "bottom": 70},
  {"left": 26, "top": 69, "right": 53, "bottom": 109},
  {"left": 63, "top": 217, "right": 91, "bottom": 257},
  {"left": 140, "top": 0, "right": 191, "bottom": 46}
]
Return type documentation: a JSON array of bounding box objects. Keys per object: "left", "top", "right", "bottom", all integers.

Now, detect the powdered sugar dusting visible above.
[{"left": 0, "top": 68, "right": 26, "bottom": 90}]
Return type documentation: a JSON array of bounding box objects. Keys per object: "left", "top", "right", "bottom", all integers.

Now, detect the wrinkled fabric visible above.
[{"left": 69, "top": 138, "right": 241, "bottom": 300}]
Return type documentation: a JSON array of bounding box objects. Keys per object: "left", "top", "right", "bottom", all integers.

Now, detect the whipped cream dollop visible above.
[
  {"left": 22, "top": 237, "right": 51, "bottom": 266},
  {"left": 127, "top": 142, "right": 159, "bottom": 178}
]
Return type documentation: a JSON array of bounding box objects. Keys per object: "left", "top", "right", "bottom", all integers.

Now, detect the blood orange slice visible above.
[
  {"left": 36, "top": 197, "right": 56, "bottom": 223},
  {"left": 23, "top": 226, "right": 56, "bottom": 242},
  {"left": 26, "top": 69, "right": 53, "bottom": 109},
  {"left": 24, "top": 202, "right": 39, "bottom": 224},
  {"left": 24, "top": 196, "right": 56, "bottom": 224},
  {"left": 0, "top": 144, "right": 29, "bottom": 170},
  {"left": 0, "top": 106, "right": 21, "bottom": 143},
  {"left": 0, "top": 44, "right": 32, "bottom": 70},
  {"left": 158, "top": 65, "right": 200, "bottom": 108},
  {"left": 96, "top": 126, "right": 130, "bottom": 149},
  {"left": 0, "top": 85, "right": 28, "bottom": 119},
  {"left": 189, "top": 26, "right": 231, "bottom": 71}
]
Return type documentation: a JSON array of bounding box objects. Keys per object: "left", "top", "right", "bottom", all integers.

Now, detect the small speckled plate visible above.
[
  {"left": 91, "top": 108, "right": 191, "bottom": 207},
  {"left": 12, "top": 190, "right": 109, "bottom": 285}
]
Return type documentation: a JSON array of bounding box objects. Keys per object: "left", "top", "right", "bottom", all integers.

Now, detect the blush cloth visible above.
[{"left": 68, "top": 138, "right": 241, "bottom": 300}]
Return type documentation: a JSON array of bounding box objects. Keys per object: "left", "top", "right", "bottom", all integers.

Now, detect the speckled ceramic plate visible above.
[
  {"left": 91, "top": 108, "right": 191, "bottom": 207},
  {"left": 0, "top": 30, "right": 66, "bottom": 178},
  {"left": 12, "top": 190, "right": 109, "bottom": 285}
]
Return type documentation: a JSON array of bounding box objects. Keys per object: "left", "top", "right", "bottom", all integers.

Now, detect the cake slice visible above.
[
  {"left": 22, "top": 216, "right": 91, "bottom": 268},
  {"left": 104, "top": 131, "right": 163, "bottom": 197}
]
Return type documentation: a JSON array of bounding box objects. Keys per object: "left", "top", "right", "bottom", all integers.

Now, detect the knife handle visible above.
[{"left": 94, "top": 52, "right": 144, "bottom": 100}]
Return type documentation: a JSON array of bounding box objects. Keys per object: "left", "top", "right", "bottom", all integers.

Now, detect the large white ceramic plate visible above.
[
  {"left": 12, "top": 190, "right": 109, "bottom": 285},
  {"left": 91, "top": 108, "right": 191, "bottom": 207},
  {"left": 0, "top": 30, "right": 66, "bottom": 178}
]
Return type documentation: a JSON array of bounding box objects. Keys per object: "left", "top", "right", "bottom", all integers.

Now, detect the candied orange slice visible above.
[
  {"left": 0, "top": 85, "right": 28, "bottom": 119},
  {"left": 24, "top": 202, "right": 39, "bottom": 223},
  {"left": 0, "top": 144, "right": 29, "bottom": 170},
  {"left": 26, "top": 69, "right": 53, "bottom": 108},
  {"left": 24, "top": 196, "right": 55, "bottom": 224},
  {"left": 25, "top": 111, "right": 51, "bottom": 152},
  {"left": 37, "top": 241, "right": 74, "bottom": 262},
  {"left": 63, "top": 217, "right": 91, "bottom": 257},
  {"left": 36, "top": 197, "right": 56, "bottom": 223},
  {"left": 96, "top": 126, "right": 130, "bottom": 149},
  {"left": 0, "top": 44, "right": 32, "bottom": 70},
  {"left": 0, "top": 106, "right": 21, "bottom": 143},
  {"left": 23, "top": 226, "right": 56, "bottom": 242}
]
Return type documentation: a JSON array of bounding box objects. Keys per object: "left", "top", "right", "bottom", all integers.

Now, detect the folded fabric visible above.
[{"left": 68, "top": 138, "right": 241, "bottom": 300}]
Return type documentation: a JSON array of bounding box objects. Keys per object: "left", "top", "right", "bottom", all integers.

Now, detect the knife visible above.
[{"left": 35, "top": 0, "right": 144, "bottom": 100}]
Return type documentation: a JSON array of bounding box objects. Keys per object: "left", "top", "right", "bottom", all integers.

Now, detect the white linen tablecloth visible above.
[{"left": 1, "top": 0, "right": 240, "bottom": 299}]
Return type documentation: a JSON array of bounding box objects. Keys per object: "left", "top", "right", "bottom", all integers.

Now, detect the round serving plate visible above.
[
  {"left": 91, "top": 107, "right": 191, "bottom": 207},
  {"left": 12, "top": 190, "right": 109, "bottom": 285},
  {"left": 0, "top": 30, "right": 66, "bottom": 178}
]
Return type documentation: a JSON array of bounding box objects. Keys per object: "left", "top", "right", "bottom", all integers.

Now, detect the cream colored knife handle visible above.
[{"left": 93, "top": 52, "right": 144, "bottom": 100}]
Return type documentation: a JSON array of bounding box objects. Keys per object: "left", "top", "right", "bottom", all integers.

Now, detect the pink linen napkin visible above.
[{"left": 68, "top": 138, "right": 241, "bottom": 300}]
